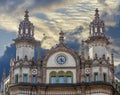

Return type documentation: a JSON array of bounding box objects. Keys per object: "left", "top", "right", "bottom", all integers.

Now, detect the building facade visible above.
[{"left": 0, "top": 9, "right": 120, "bottom": 95}]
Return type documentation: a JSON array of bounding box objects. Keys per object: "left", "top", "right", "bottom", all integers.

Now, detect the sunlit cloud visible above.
[{"left": 0, "top": 0, "right": 119, "bottom": 66}]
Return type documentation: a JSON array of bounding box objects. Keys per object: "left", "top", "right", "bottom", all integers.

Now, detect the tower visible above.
[
  {"left": 14, "top": 10, "right": 36, "bottom": 60},
  {"left": 10, "top": 10, "right": 38, "bottom": 85},
  {"left": 86, "top": 8, "right": 110, "bottom": 59}
]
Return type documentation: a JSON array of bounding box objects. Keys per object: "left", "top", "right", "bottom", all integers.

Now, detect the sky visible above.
[{"left": 0, "top": 0, "right": 120, "bottom": 66}]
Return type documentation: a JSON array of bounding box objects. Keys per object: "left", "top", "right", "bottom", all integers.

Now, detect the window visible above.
[
  {"left": 32, "top": 75, "right": 37, "bottom": 83},
  {"left": 95, "top": 27, "right": 97, "bottom": 32},
  {"left": 49, "top": 71, "right": 73, "bottom": 84},
  {"left": 103, "top": 73, "right": 107, "bottom": 82},
  {"left": 58, "top": 71, "right": 65, "bottom": 83},
  {"left": 51, "top": 77, "right": 56, "bottom": 83},
  {"left": 86, "top": 74, "right": 90, "bottom": 82},
  {"left": 15, "top": 74, "right": 18, "bottom": 83},
  {"left": 66, "top": 77, "right": 72, "bottom": 83},
  {"left": 23, "top": 74, "right": 28, "bottom": 83},
  {"left": 66, "top": 71, "right": 73, "bottom": 83},
  {"left": 94, "top": 72, "right": 98, "bottom": 81},
  {"left": 50, "top": 71, "right": 57, "bottom": 84}
]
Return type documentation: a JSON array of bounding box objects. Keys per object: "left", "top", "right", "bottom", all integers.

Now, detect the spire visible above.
[
  {"left": 24, "top": 10, "right": 29, "bottom": 21},
  {"left": 17, "top": 10, "right": 34, "bottom": 39},
  {"left": 59, "top": 30, "right": 64, "bottom": 44},
  {"left": 95, "top": 8, "right": 99, "bottom": 19},
  {"left": 89, "top": 8, "right": 106, "bottom": 37}
]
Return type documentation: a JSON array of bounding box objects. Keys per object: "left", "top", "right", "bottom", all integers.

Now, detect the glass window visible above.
[
  {"left": 86, "top": 74, "right": 90, "bottom": 82},
  {"left": 95, "top": 27, "right": 97, "bottom": 32},
  {"left": 66, "top": 71, "right": 73, "bottom": 83},
  {"left": 32, "top": 75, "right": 37, "bottom": 83},
  {"left": 23, "top": 74, "right": 28, "bottom": 83},
  {"left": 94, "top": 72, "right": 98, "bottom": 81},
  {"left": 66, "top": 76, "right": 72, "bottom": 83},
  {"left": 51, "top": 77, "right": 56, "bottom": 83},
  {"left": 59, "top": 76, "right": 64, "bottom": 83},
  {"left": 58, "top": 71, "right": 65, "bottom": 83},
  {"left": 50, "top": 71, "right": 57, "bottom": 84},
  {"left": 15, "top": 74, "right": 18, "bottom": 83},
  {"left": 103, "top": 73, "right": 107, "bottom": 82}
]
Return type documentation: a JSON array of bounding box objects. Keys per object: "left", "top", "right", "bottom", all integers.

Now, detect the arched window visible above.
[
  {"left": 58, "top": 71, "right": 65, "bottom": 83},
  {"left": 66, "top": 71, "right": 73, "bottom": 83},
  {"left": 50, "top": 71, "right": 57, "bottom": 84}
]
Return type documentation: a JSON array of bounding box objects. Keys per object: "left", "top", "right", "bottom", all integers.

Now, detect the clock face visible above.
[
  {"left": 31, "top": 69, "right": 37, "bottom": 75},
  {"left": 56, "top": 55, "right": 66, "bottom": 64}
]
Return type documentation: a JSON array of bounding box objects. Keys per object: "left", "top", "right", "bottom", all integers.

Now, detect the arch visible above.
[
  {"left": 49, "top": 71, "right": 57, "bottom": 84},
  {"left": 58, "top": 71, "right": 65, "bottom": 83},
  {"left": 66, "top": 71, "right": 73, "bottom": 83}
]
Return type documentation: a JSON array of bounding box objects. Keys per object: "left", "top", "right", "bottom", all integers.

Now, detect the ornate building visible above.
[{"left": 0, "top": 9, "right": 120, "bottom": 95}]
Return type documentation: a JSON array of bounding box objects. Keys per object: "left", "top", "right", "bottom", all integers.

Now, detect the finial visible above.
[
  {"left": 111, "top": 53, "right": 114, "bottom": 65},
  {"left": 59, "top": 30, "right": 64, "bottom": 44},
  {"left": 95, "top": 8, "right": 99, "bottom": 19},
  {"left": 24, "top": 10, "right": 29, "bottom": 20}
]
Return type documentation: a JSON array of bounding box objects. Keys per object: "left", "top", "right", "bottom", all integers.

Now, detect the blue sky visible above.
[{"left": 0, "top": 0, "right": 120, "bottom": 66}]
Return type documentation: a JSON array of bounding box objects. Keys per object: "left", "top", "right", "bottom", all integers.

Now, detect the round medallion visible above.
[
  {"left": 56, "top": 55, "right": 66, "bottom": 64},
  {"left": 31, "top": 69, "right": 37, "bottom": 75},
  {"left": 85, "top": 68, "right": 91, "bottom": 74}
]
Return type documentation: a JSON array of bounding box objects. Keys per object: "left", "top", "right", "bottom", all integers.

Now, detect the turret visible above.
[
  {"left": 85, "top": 8, "right": 110, "bottom": 59},
  {"left": 14, "top": 10, "right": 37, "bottom": 60}
]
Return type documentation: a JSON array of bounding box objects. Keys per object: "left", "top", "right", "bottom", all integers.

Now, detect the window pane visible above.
[
  {"left": 23, "top": 74, "right": 28, "bottom": 83},
  {"left": 59, "top": 77, "right": 64, "bottom": 83},
  {"left": 51, "top": 77, "right": 56, "bottom": 83},
  {"left": 32, "top": 75, "right": 37, "bottom": 83},
  {"left": 103, "top": 73, "right": 107, "bottom": 82},
  {"left": 15, "top": 74, "right": 18, "bottom": 83},
  {"left": 94, "top": 73, "right": 98, "bottom": 81},
  {"left": 67, "top": 77, "right": 72, "bottom": 83},
  {"left": 86, "top": 74, "right": 90, "bottom": 82}
]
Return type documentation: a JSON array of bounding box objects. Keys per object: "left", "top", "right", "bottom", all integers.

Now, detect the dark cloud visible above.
[
  {"left": 1, "top": 0, "right": 68, "bottom": 14},
  {"left": 0, "top": 44, "right": 15, "bottom": 83},
  {"left": 65, "top": 26, "right": 84, "bottom": 42}
]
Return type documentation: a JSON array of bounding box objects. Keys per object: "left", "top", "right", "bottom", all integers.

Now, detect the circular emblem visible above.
[
  {"left": 85, "top": 68, "right": 91, "bottom": 74},
  {"left": 31, "top": 69, "right": 37, "bottom": 75},
  {"left": 56, "top": 55, "right": 66, "bottom": 64}
]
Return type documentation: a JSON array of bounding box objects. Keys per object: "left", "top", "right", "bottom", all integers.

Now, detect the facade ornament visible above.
[
  {"left": 81, "top": 40, "right": 85, "bottom": 59},
  {"left": 59, "top": 30, "right": 64, "bottom": 44}
]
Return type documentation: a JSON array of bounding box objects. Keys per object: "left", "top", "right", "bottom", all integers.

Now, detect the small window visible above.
[
  {"left": 66, "top": 71, "right": 73, "bottom": 83},
  {"left": 58, "top": 71, "right": 65, "bottom": 83},
  {"left": 15, "top": 74, "right": 18, "bottom": 83},
  {"left": 103, "top": 73, "right": 107, "bottom": 82},
  {"left": 23, "top": 74, "right": 28, "bottom": 83},
  {"left": 86, "top": 74, "right": 90, "bottom": 82},
  {"left": 59, "top": 76, "right": 64, "bottom": 83},
  {"left": 50, "top": 71, "right": 57, "bottom": 84},
  {"left": 95, "top": 27, "right": 97, "bottom": 32},
  {"left": 51, "top": 77, "right": 57, "bottom": 83},
  {"left": 32, "top": 75, "right": 37, "bottom": 83},
  {"left": 94, "top": 72, "right": 98, "bottom": 81}
]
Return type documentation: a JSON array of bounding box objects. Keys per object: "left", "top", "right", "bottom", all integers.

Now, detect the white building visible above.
[{"left": 0, "top": 9, "right": 120, "bottom": 95}]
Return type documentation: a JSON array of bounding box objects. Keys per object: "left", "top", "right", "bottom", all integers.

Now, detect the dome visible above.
[{"left": 18, "top": 10, "right": 34, "bottom": 39}]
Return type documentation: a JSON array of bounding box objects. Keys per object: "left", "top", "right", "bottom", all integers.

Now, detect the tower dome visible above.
[
  {"left": 18, "top": 10, "right": 34, "bottom": 39},
  {"left": 89, "top": 8, "right": 105, "bottom": 37}
]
